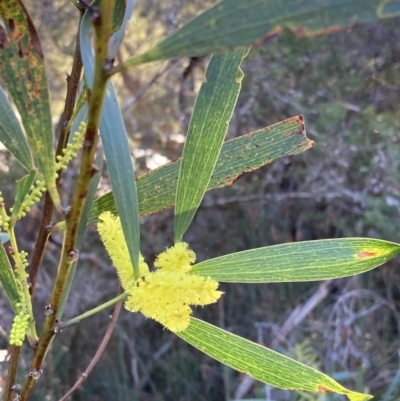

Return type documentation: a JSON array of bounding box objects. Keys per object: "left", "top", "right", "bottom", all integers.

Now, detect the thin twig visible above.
[
  {"left": 122, "top": 61, "right": 175, "bottom": 114},
  {"left": 55, "top": 22, "right": 84, "bottom": 152},
  {"left": 61, "top": 292, "right": 127, "bottom": 329},
  {"left": 57, "top": 294, "right": 123, "bottom": 401},
  {"left": 28, "top": 193, "right": 53, "bottom": 294}
]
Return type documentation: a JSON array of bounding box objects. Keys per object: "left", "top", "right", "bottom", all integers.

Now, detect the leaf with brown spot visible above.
[
  {"left": 120, "top": 0, "right": 400, "bottom": 69},
  {"left": 178, "top": 318, "right": 373, "bottom": 401},
  {"left": 190, "top": 238, "right": 400, "bottom": 283},
  {"left": 0, "top": 0, "right": 59, "bottom": 207},
  {"left": 88, "top": 116, "right": 313, "bottom": 223}
]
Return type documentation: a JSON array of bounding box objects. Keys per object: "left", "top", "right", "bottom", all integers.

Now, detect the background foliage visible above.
[{"left": 1, "top": 1, "right": 400, "bottom": 400}]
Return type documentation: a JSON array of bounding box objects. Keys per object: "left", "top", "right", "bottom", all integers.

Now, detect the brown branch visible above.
[
  {"left": 4, "top": 346, "right": 21, "bottom": 401},
  {"left": 57, "top": 295, "right": 123, "bottom": 401},
  {"left": 20, "top": 2, "right": 116, "bottom": 399},
  {"left": 29, "top": 13, "right": 84, "bottom": 295},
  {"left": 28, "top": 193, "right": 53, "bottom": 295},
  {"left": 55, "top": 21, "right": 84, "bottom": 153}
]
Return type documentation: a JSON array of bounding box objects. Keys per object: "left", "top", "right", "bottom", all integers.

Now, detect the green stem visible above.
[
  {"left": 62, "top": 292, "right": 127, "bottom": 328},
  {"left": 48, "top": 221, "right": 66, "bottom": 234},
  {"left": 20, "top": 2, "right": 116, "bottom": 400},
  {"left": 111, "top": 53, "right": 153, "bottom": 75}
]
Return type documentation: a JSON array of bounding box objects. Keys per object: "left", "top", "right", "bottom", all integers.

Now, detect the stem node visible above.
[
  {"left": 91, "top": 163, "right": 100, "bottom": 176},
  {"left": 28, "top": 369, "right": 43, "bottom": 381},
  {"left": 44, "top": 305, "right": 54, "bottom": 316},
  {"left": 68, "top": 250, "right": 80, "bottom": 262}
]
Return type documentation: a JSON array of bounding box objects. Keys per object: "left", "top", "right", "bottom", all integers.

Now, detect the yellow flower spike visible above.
[
  {"left": 154, "top": 242, "right": 196, "bottom": 272},
  {"left": 98, "top": 212, "right": 149, "bottom": 289}
]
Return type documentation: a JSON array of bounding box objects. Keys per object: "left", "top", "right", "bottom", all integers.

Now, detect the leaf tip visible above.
[
  {"left": 305, "top": 139, "right": 316, "bottom": 150},
  {"left": 347, "top": 392, "right": 374, "bottom": 401}
]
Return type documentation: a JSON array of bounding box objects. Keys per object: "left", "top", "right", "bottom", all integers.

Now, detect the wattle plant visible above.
[{"left": 1, "top": 1, "right": 400, "bottom": 400}]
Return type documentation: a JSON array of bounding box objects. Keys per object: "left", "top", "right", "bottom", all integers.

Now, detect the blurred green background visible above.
[{"left": 1, "top": 1, "right": 400, "bottom": 400}]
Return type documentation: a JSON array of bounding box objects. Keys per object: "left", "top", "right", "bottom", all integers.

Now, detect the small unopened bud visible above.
[
  {"left": 63, "top": 206, "right": 71, "bottom": 217},
  {"left": 28, "top": 369, "right": 43, "bottom": 380},
  {"left": 54, "top": 321, "right": 62, "bottom": 334},
  {"left": 68, "top": 250, "right": 79, "bottom": 262},
  {"left": 103, "top": 59, "right": 114, "bottom": 72},
  {"left": 44, "top": 305, "right": 54, "bottom": 316}
]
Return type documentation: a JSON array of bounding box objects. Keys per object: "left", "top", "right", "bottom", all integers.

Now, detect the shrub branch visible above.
[
  {"left": 29, "top": 12, "right": 84, "bottom": 295},
  {"left": 19, "top": 2, "right": 116, "bottom": 399}
]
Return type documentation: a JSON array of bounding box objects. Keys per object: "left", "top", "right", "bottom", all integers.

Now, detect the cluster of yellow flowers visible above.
[{"left": 98, "top": 212, "right": 222, "bottom": 332}]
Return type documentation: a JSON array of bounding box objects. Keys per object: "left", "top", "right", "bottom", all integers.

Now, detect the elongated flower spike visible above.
[
  {"left": 98, "top": 212, "right": 223, "bottom": 332},
  {"left": 9, "top": 304, "right": 30, "bottom": 346},
  {"left": 97, "top": 211, "right": 149, "bottom": 289}
]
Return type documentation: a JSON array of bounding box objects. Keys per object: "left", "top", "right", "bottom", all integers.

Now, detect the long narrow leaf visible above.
[
  {"left": 0, "top": 243, "right": 20, "bottom": 312},
  {"left": 191, "top": 238, "right": 400, "bottom": 282},
  {"left": 80, "top": 1, "right": 140, "bottom": 273},
  {"left": 174, "top": 49, "right": 249, "bottom": 242},
  {"left": 0, "top": 0, "right": 59, "bottom": 207},
  {"left": 178, "top": 318, "right": 372, "bottom": 401},
  {"left": 0, "top": 87, "right": 34, "bottom": 171},
  {"left": 120, "top": 0, "right": 400, "bottom": 68},
  {"left": 88, "top": 116, "right": 313, "bottom": 223}
]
